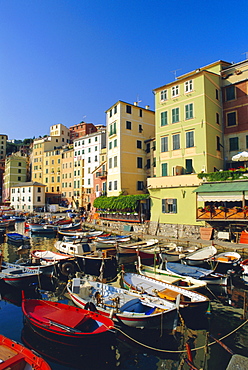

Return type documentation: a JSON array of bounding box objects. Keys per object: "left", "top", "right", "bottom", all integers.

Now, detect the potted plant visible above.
[
  {"left": 198, "top": 206, "right": 204, "bottom": 212},
  {"left": 205, "top": 205, "right": 212, "bottom": 212}
]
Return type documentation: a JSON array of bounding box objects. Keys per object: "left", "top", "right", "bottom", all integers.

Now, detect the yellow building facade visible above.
[{"left": 105, "top": 101, "right": 155, "bottom": 196}]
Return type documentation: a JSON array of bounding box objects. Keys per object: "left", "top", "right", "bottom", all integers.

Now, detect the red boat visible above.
[
  {"left": 21, "top": 294, "right": 114, "bottom": 345},
  {"left": 0, "top": 333, "right": 51, "bottom": 370}
]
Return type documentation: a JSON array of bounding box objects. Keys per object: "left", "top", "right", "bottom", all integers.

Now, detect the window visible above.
[
  {"left": 37, "top": 187, "right": 41, "bottom": 193},
  {"left": 160, "top": 89, "right": 167, "bottom": 101},
  {"left": 216, "top": 89, "right": 219, "bottom": 100},
  {"left": 215, "top": 135, "right": 221, "bottom": 151},
  {"left": 114, "top": 139, "right": 117, "bottom": 147},
  {"left": 126, "top": 105, "right": 132, "bottom": 114},
  {"left": 246, "top": 135, "right": 248, "bottom": 149},
  {"left": 109, "top": 109, "right": 112, "bottom": 117},
  {"left": 172, "top": 85, "right": 179, "bottom": 97},
  {"left": 88, "top": 157, "right": 91, "bottom": 163},
  {"left": 185, "top": 80, "right": 193, "bottom": 93},
  {"left": 161, "top": 137, "right": 168, "bottom": 152},
  {"left": 95, "top": 155, "right": 97, "bottom": 162},
  {"left": 108, "top": 181, "right": 112, "bottom": 190},
  {"left": 137, "top": 140, "right": 142, "bottom": 149},
  {"left": 229, "top": 137, "right": 239, "bottom": 151},
  {"left": 114, "top": 156, "right": 117, "bottom": 167},
  {"left": 161, "top": 111, "right": 168, "bottom": 126},
  {"left": 88, "top": 148, "right": 91, "bottom": 153},
  {"left": 185, "top": 103, "right": 193, "bottom": 120},
  {"left": 186, "top": 131, "right": 194, "bottom": 148},
  {"left": 95, "top": 146, "right": 97, "bottom": 151},
  {"left": 114, "top": 180, "right": 117, "bottom": 190},
  {"left": 216, "top": 112, "right": 220, "bottom": 124},
  {"left": 172, "top": 108, "right": 179, "bottom": 123},
  {"left": 139, "top": 124, "right": 143, "bottom": 133},
  {"left": 18, "top": 162, "right": 21, "bottom": 166},
  {"left": 227, "top": 112, "right": 237, "bottom": 127},
  {"left": 185, "top": 159, "right": 193, "bottom": 174},
  {"left": 114, "top": 105, "right": 117, "bottom": 114},
  {"left": 146, "top": 159, "right": 151, "bottom": 169},
  {"left": 137, "top": 181, "right": 144, "bottom": 190},
  {"left": 172, "top": 134, "right": 180, "bottom": 150},
  {"left": 146, "top": 143, "right": 150, "bottom": 153},
  {"left": 18, "top": 169, "right": 21, "bottom": 173},
  {"left": 139, "top": 109, "right": 142, "bottom": 117},
  {"left": 137, "top": 157, "right": 143, "bottom": 168},
  {"left": 109, "top": 157, "right": 112, "bottom": 168},
  {"left": 109, "top": 141, "right": 112, "bottom": 150},
  {"left": 37, "top": 196, "right": 41, "bottom": 202},
  {"left": 226, "top": 85, "right": 235, "bottom": 101},
  {"left": 109, "top": 122, "right": 116, "bottom": 135},
  {"left": 95, "top": 137, "right": 97, "bottom": 142},
  {"left": 161, "top": 163, "right": 168, "bottom": 176},
  {"left": 126, "top": 121, "right": 132, "bottom": 130},
  {"left": 162, "top": 199, "right": 177, "bottom": 213}
]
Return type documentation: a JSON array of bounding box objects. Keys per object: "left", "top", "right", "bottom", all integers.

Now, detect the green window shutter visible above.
[
  {"left": 162, "top": 163, "right": 168, "bottom": 176},
  {"left": 161, "top": 111, "right": 168, "bottom": 126}
]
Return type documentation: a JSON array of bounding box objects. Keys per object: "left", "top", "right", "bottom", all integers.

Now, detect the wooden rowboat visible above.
[
  {"left": 0, "top": 333, "right": 51, "bottom": 369},
  {"left": 22, "top": 293, "right": 114, "bottom": 345}
]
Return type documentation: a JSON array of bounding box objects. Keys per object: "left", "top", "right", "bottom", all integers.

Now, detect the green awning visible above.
[
  {"left": 193, "top": 181, "right": 248, "bottom": 202},
  {"left": 193, "top": 182, "right": 248, "bottom": 193}
]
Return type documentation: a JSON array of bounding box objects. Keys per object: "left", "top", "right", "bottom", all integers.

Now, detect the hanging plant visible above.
[{"left": 93, "top": 194, "right": 149, "bottom": 212}]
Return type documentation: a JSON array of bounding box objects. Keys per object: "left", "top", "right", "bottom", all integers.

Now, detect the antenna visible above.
[
  {"left": 242, "top": 52, "right": 248, "bottom": 60},
  {"left": 170, "top": 69, "right": 182, "bottom": 80},
  {"left": 136, "top": 94, "right": 142, "bottom": 105}
]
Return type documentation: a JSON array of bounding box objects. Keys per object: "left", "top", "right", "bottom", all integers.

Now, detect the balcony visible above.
[
  {"left": 96, "top": 171, "right": 107, "bottom": 179},
  {"left": 197, "top": 206, "right": 248, "bottom": 221}
]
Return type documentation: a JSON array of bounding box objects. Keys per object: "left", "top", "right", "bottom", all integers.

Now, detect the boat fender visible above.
[
  {"left": 85, "top": 302, "right": 98, "bottom": 312},
  {"left": 60, "top": 262, "right": 75, "bottom": 276}
]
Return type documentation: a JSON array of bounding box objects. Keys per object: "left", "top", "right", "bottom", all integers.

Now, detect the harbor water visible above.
[{"left": 1, "top": 222, "right": 248, "bottom": 369}]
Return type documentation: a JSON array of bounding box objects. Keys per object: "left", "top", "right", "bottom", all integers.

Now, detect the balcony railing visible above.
[
  {"left": 96, "top": 171, "right": 107, "bottom": 178},
  {"left": 99, "top": 212, "right": 140, "bottom": 223},
  {"left": 197, "top": 207, "right": 248, "bottom": 220}
]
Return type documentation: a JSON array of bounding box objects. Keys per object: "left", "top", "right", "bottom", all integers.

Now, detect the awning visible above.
[{"left": 193, "top": 182, "right": 248, "bottom": 202}]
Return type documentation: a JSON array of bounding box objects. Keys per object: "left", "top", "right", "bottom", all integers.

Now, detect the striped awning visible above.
[{"left": 194, "top": 182, "right": 248, "bottom": 202}]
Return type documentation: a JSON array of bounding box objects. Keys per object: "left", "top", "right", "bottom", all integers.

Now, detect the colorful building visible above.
[
  {"left": 3, "top": 152, "right": 29, "bottom": 202},
  {"left": 148, "top": 60, "right": 231, "bottom": 226},
  {"left": 10, "top": 182, "right": 45, "bottom": 212},
  {"left": 105, "top": 101, "right": 155, "bottom": 196}
]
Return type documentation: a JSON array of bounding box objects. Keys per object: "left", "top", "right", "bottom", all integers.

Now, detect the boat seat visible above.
[{"left": 156, "top": 288, "right": 179, "bottom": 301}]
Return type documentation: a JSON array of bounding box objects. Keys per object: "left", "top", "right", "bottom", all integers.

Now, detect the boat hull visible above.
[{"left": 67, "top": 279, "right": 178, "bottom": 331}]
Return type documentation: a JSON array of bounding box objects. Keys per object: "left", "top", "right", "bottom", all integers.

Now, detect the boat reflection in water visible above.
[{"left": 21, "top": 322, "right": 118, "bottom": 370}]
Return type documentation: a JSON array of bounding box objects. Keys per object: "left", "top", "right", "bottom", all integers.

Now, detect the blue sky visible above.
[{"left": 1, "top": 0, "right": 248, "bottom": 140}]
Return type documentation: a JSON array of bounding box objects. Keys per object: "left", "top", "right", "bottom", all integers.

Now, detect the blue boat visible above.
[
  {"left": 6, "top": 232, "right": 30, "bottom": 244},
  {"left": 165, "top": 261, "right": 229, "bottom": 286}
]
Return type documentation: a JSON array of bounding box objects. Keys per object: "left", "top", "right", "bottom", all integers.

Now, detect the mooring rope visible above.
[{"left": 114, "top": 319, "right": 248, "bottom": 353}]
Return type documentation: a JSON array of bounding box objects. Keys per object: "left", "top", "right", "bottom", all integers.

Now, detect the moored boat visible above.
[
  {"left": 122, "top": 271, "right": 209, "bottom": 312},
  {"left": 6, "top": 232, "right": 30, "bottom": 244},
  {"left": 116, "top": 238, "right": 159, "bottom": 255},
  {"left": 136, "top": 255, "right": 207, "bottom": 290},
  {"left": 67, "top": 277, "right": 179, "bottom": 330},
  {"left": 166, "top": 261, "right": 229, "bottom": 286},
  {"left": 211, "top": 251, "right": 242, "bottom": 274},
  {"left": 182, "top": 245, "right": 217, "bottom": 266},
  {"left": 21, "top": 294, "right": 114, "bottom": 345},
  {"left": 0, "top": 333, "right": 51, "bottom": 370},
  {"left": 0, "top": 261, "right": 43, "bottom": 288}
]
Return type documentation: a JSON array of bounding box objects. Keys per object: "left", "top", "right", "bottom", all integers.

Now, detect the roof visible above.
[
  {"left": 193, "top": 181, "right": 248, "bottom": 193},
  {"left": 11, "top": 182, "right": 45, "bottom": 188}
]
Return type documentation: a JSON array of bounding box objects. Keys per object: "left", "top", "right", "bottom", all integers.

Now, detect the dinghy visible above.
[
  {"left": 22, "top": 294, "right": 114, "bottom": 345},
  {"left": 67, "top": 277, "right": 179, "bottom": 330},
  {"left": 0, "top": 333, "right": 51, "bottom": 370},
  {"left": 122, "top": 271, "right": 209, "bottom": 312},
  {"left": 182, "top": 245, "right": 217, "bottom": 266}
]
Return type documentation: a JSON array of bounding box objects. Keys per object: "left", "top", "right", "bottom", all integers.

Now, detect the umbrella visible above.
[{"left": 232, "top": 151, "right": 248, "bottom": 162}]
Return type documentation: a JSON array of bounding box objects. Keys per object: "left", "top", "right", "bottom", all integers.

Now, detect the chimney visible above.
[
  {"left": 134, "top": 102, "right": 138, "bottom": 106},
  {"left": 145, "top": 105, "right": 150, "bottom": 110}
]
